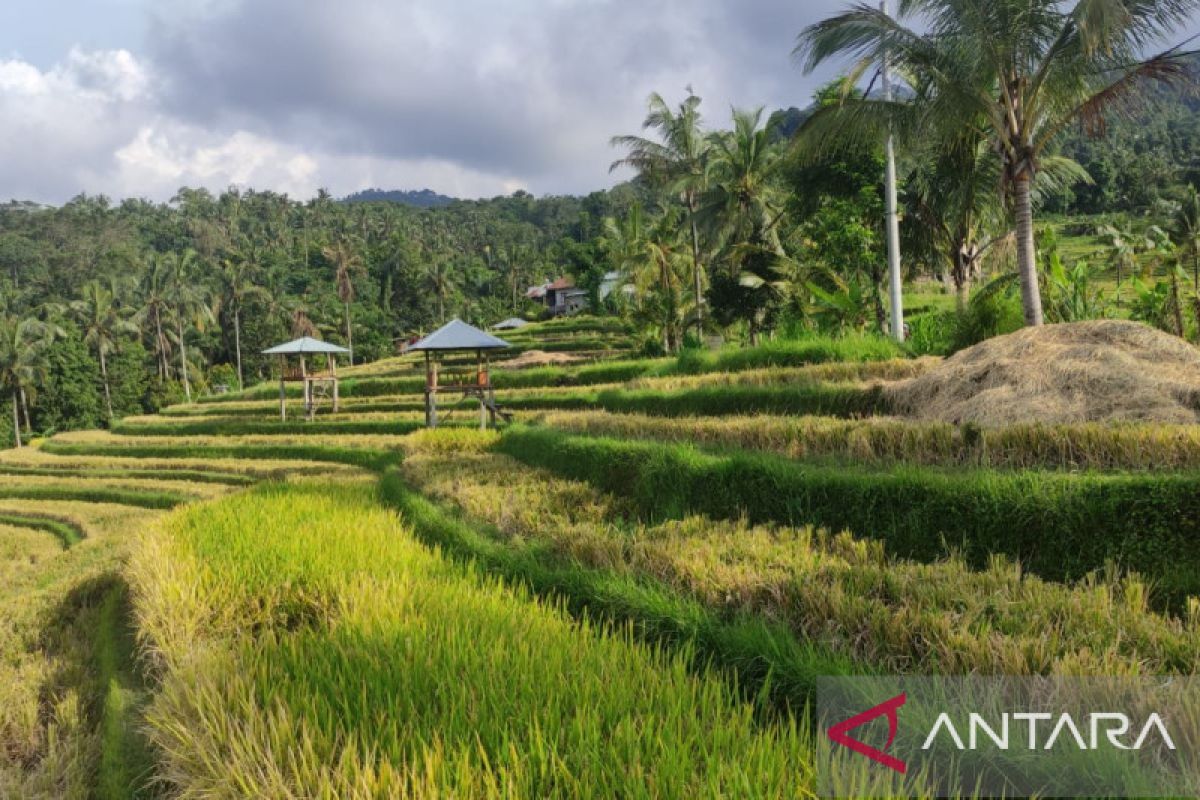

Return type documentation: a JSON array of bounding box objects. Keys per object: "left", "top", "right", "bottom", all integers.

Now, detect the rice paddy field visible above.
[{"left": 4, "top": 314, "right": 1200, "bottom": 797}]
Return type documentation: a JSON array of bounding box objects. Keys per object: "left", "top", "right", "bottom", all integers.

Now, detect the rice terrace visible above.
[{"left": 5, "top": 0, "right": 1200, "bottom": 798}]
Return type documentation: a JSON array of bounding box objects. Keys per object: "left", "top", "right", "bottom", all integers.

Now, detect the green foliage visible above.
[
  {"left": 36, "top": 330, "right": 103, "bottom": 433},
  {"left": 497, "top": 427, "right": 1200, "bottom": 604}
]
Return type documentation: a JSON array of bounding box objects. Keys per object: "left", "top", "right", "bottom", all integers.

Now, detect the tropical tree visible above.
[
  {"left": 611, "top": 90, "right": 710, "bottom": 336},
  {"left": 322, "top": 239, "right": 365, "bottom": 364},
  {"left": 425, "top": 258, "right": 456, "bottom": 324},
  {"left": 796, "top": 0, "right": 1200, "bottom": 326},
  {"left": 1170, "top": 185, "right": 1200, "bottom": 289},
  {"left": 216, "top": 254, "right": 270, "bottom": 389},
  {"left": 136, "top": 254, "right": 174, "bottom": 382},
  {"left": 602, "top": 204, "right": 688, "bottom": 352},
  {"left": 0, "top": 314, "right": 57, "bottom": 447},
  {"left": 163, "top": 250, "right": 213, "bottom": 403},
  {"left": 70, "top": 279, "right": 136, "bottom": 421},
  {"left": 701, "top": 108, "right": 790, "bottom": 341}
]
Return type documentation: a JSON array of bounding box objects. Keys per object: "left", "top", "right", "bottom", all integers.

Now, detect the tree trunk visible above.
[
  {"left": 11, "top": 393, "right": 21, "bottom": 448},
  {"left": 99, "top": 347, "right": 114, "bottom": 422},
  {"left": 155, "top": 310, "right": 168, "bottom": 381},
  {"left": 177, "top": 320, "right": 192, "bottom": 403},
  {"left": 344, "top": 301, "right": 354, "bottom": 366},
  {"left": 687, "top": 193, "right": 704, "bottom": 338},
  {"left": 1170, "top": 267, "right": 1185, "bottom": 337},
  {"left": 234, "top": 309, "right": 244, "bottom": 390},
  {"left": 1014, "top": 175, "right": 1044, "bottom": 326},
  {"left": 19, "top": 386, "right": 32, "bottom": 435}
]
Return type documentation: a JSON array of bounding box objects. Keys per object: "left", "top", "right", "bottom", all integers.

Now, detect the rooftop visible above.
[
  {"left": 262, "top": 336, "right": 350, "bottom": 355},
  {"left": 407, "top": 318, "right": 511, "bottom": 351}
]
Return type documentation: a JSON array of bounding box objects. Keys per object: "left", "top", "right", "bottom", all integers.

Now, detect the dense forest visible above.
[{"left": 3, "top": 50, "right": 1200, "bottom": 445}]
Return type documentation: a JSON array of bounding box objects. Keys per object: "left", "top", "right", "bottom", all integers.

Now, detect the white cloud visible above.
[{"left": 0, "top": 1, "right": 849, "bottom": 203}]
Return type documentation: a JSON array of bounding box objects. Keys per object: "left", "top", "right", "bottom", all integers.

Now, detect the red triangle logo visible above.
[{"left": 827, "top": 692, "right": 907, "bottom": 774}]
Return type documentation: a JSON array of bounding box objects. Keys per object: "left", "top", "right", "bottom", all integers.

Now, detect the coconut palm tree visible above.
[
  {"left": 217, "top": 254, "right": 270, "bottom": 389},
  {"left": 796, "top": 0, "right": 1199, "bottom": 326},
  {"left": 602, "top": 204, "right": 688, "bottom": 352},
  {"left": 1170, "top": 185, "right": 1200, "bottom": 289},
  {"left": 0, "top": 314, "right": 56, "bottom": 447},
  {"left": 612, "top": 90, "right": 710, "bottom": 337},
  {"left": 163, "top": 250, "right": 213, "bottom": 403},
  {"left": 71, "top": 279, "right": 137, "bottom": 422},
  {"left": 136, "top": 254, "right": 174, "bottom": 382},
  {"left": 322, "top": 239, "right": 365, "bottom": 364},
  {"left": 425, "top": 258, "right": 456, "bottom": 324}
]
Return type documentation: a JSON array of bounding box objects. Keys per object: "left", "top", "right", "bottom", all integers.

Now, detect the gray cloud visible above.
[
  {"left": 0, "top": 0, "right": 851, "bottom": 203},
  {"left": 145, "top": 0, "right": 844, "bottom": 195}
]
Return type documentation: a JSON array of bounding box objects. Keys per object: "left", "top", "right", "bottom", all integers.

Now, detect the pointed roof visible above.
[
  {"left": 408, "top": 319, "right": 511, "bottom": 351},
  {"left": 262, "top": 336, "right": 350, "bottom": 355}
]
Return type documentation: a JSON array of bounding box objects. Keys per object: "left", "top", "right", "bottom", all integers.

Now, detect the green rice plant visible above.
[
  {"left": 129, "top": 481, "right": 813, "bottom": 797},
  {"left": 496, "top": 426, "right": 1200, "bottom": 603},
  {"left": 200, "top": 334, "right": 907, "bottom": 405},
  {"left": 112, "top": 417, "right": 424, "bottom": 437},
  {"left": 0, "top": 513, "right": 84, "bottom": 546},
  {"left": 0, "top": 484, "right": 189, "bottom": 510},
  {"left": 394, "top": 444, "right": 1200, "bottom": 675},
  {"left": 672, "top": 333, "right": 904, "bottom": 373},
  {"left": 540, "top": 410, "right": 1200, "bottom": 471},
  {"left": 0, "top": 463, "right": 255, "bottom": 486},
  {"left": 41, "top": 438, "right": 402, "bottom": 472},
  {"left": 0, "top": 499, "right": 163, "bottom": 797}
]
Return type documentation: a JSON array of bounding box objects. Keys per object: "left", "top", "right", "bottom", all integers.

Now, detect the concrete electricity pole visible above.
[{"left": 881, "top": 0, "right": 904, "bottom": 342}]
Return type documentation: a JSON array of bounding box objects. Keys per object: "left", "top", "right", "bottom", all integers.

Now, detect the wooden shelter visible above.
[
  {"left": 262, "top": 337, "right": 350, "bottom": 421},
  {"left": 407, "top": 319, "right": 511, "bottom": 429}
]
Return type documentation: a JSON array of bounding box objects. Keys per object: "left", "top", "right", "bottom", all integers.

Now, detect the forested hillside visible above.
[{"left": 3, "top": 58, "right": 1200, "bottom": 447}]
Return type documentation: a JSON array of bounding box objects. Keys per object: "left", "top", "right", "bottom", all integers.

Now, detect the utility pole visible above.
[{"left": 881, "top": 0, "right": 904, "bottom": 342}]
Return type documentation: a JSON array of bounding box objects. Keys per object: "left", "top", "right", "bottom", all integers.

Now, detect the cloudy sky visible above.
[{"left": 0, "top": 0, "right": 865, "bottom": 204}]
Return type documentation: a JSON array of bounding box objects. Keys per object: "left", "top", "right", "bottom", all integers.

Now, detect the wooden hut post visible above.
[
  {"left": 278, "top": 355, "right": 287, "bottom": 421},
  {"left": 477, "top": 349, "right": 487, "bottom": 430},
  {"left": 425, "top": 352, "right": 439, "bottom": 429},
  {"left": 329, "top": 352, "right": 339, "bottom": 412},
  {"left": 300, "top": 355, "right": 311, "bottom": 419}
]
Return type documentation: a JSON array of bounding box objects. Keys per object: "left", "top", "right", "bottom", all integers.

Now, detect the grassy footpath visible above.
[
  {"left": 130, "top": 481, "right": 814, "bottom": 797},
  {"left": 497, "top": 426, "right": 1200, "bottom": 603}
]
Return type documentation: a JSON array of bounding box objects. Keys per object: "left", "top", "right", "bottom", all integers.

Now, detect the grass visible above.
[
  {"left": 112, "top": 417, "right": 424, "bottom": 438},
  {"left": 200, "top": 332, "right": 908, "bottom": 405},
  {"left": 540, "top": 409, "right": 1200, "bottom": 471},
  {"left": 0, "top": 483, "right": 191, "bottom": 510},
  {"left": 496, "top": 425, "right": 1200, "bottom": 603},
  {"left": 0, "top": 513, "right": 84, "bottom": 546},
  {"left": 393, "top": 434, "right": 1200, "bottom": 675},
  {"left": 41, "top": 437, "right": 402, "bottom": 472},
  {"left": 129, "top": 480, "right": 815, "bottom": 797},
  {"left": 0, "top": 463, "right": 255, "bottom": 486},
  {"left": 0, "top": 499, "right": 162, "bottom": 796}
]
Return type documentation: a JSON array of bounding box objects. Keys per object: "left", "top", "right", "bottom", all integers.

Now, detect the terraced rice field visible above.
[{"left": 5, "top": 317, "right": 1200, "bottom": 796}]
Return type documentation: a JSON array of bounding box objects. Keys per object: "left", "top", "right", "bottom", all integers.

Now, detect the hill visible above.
[{"left": 341, "top": 187, "right": 457, "bottom": 207}]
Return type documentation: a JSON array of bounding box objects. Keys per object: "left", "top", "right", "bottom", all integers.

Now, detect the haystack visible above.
[
  {"left": 500, "top": 349, "right": 584, "bottom": 369},
  {"left": 887, "top": 321, "right": 1200, "bottom": 425}
]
